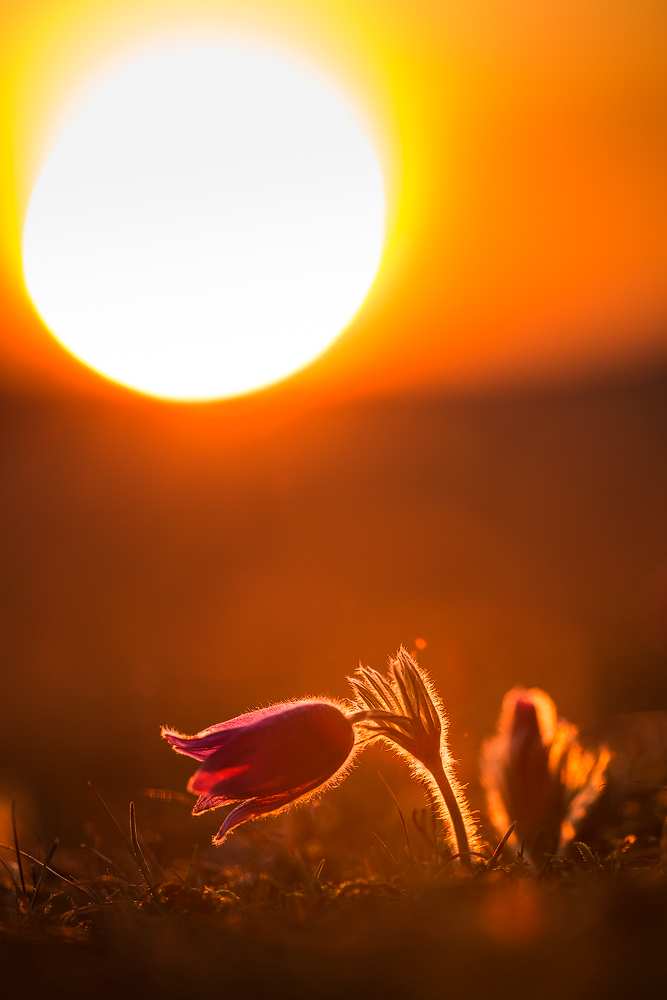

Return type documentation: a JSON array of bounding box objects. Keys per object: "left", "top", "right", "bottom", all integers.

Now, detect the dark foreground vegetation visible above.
[{"left": 2, "top": 787, "right": 666, "bottom": 1000}]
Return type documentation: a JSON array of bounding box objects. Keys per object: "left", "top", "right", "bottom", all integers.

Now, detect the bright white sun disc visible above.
[{"left": 21, "top": 42, "right": 386, "bottom": 399}]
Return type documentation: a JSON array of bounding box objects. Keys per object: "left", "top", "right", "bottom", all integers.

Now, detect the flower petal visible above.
[
  {"left": 188, "top": 765, "right": 250, "bottom": 795},
  {"left": 192, "top": 792, "right": 238, "bottom": 816},
  {"left": 161, "top": 706, "right": 291, "bottom": 761},
  {"left": 161, "top": 726, "right": 236, "bottom": 761},
  {"left": 212, "top": 777, "right": 323, "bottom": 844},
  {"left": 194, "top": 701, "right": 354, "bottom": 799}
]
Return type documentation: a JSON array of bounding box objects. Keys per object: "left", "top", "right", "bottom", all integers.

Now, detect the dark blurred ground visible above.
[
  {"left": 0, "top": 365, "right": 666, "bottom": 843},
  {"left": 2, "top": 869, "right": 667, "bottom": 1000}
]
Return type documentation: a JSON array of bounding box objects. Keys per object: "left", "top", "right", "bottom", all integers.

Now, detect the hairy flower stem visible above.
[
  {"left": 348, "top": 650, "right": 479, "bottom": 871},
  {"left": 429, "top": 758, "right": 472, "bottom": 870}
]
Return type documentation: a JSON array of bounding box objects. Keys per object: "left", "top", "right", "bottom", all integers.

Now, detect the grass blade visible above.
[
  {"left": 80, "top": 843, "right": 128, "bottom": 881},
  {"left": 486, "top": 821, "right": 517, "bottom": 872},
  {"left": 129, "top": 802, "right": 161, "bottom": 903},
  {"left": 0, "top": 843, "right": 102, "bottom": 903},
  {"left": 30, "top": 838, "right": 59, "bottom": 911},
  {"left": 378, "top": 772, "right": 417, "bottom": 875},
  {"left": 309, "top": 858, "right": 325, "bottom": 890},
  {"left": 371, "top": 831, "right": 401, "bottom": 875},
  {"left": 143, "top": 788, "right": 193, "bottom": 805},
  {"left": 0, "top": 854, "right": 21, "bottom": 899},
  {"left": 11, "top": 800, "right": 28, "bottom": 904},
  {"left": 88, "top": 782, "right": 136, "bottom": 862},
  {"left": 184, "top": 844, "right": 198, "bottom": 888}
]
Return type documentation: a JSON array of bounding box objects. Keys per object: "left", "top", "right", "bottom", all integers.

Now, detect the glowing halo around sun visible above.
[{"left": 21, "top": 41, "right": 386, "bottom": 400}]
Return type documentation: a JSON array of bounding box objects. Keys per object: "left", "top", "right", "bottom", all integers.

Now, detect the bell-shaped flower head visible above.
[
  {"left": 162, "top": 699, "right": 367, "bottom": 845},
  {"left": 348, "top": 647, "right": 480, "bottom": 869},
  {"left": 480, "top": 687, "right": 610, "bottom": 866}
]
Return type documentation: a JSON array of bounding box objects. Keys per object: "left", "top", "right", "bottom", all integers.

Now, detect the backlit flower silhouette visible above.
[
  {"left": 480, "top": 687, "right": 610, "bottom": 866},
  {"left": 162, "top": 700, "right": 379, "bottom": 845},
  {"left": 348, "top": 647, "right": 480, "bottom": 868}
]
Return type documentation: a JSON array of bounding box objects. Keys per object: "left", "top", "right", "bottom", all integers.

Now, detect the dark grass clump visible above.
[{"left": 2, "top": 778, "right": 667, "bottom": 1000}]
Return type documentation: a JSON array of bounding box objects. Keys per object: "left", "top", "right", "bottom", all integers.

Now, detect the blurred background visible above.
[{"left": 0, "top": 0, "right": 665, "bottom": 855}]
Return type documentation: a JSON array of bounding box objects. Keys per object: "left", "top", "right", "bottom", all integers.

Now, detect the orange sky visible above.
[
  {"left": 1, "top": 1, "right": 666, "bottom": 839},
  {"left": 1, "top": 0, "right": 666, "bottom": 406}
]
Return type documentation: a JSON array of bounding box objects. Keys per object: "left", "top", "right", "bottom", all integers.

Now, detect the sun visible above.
[{"left": 21, "top": 41, "right": 386, "bottom": 401}]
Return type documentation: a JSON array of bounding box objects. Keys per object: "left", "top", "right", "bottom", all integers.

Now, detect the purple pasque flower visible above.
[
  {"left": 162, "top": 700, "right": 359, "bottom": 845},
  {"left": 480, "top": 687, "right": 610, "bottom": 866}
]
